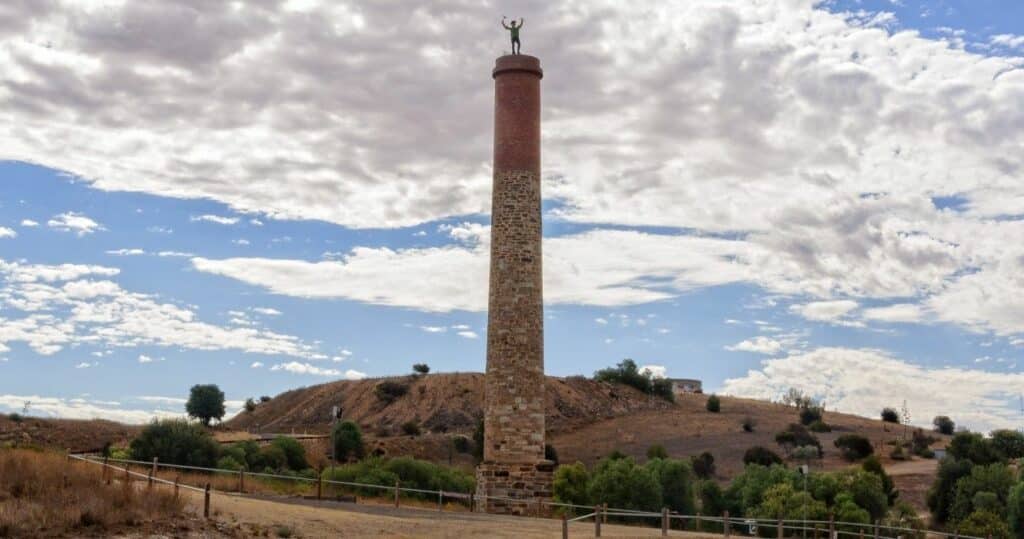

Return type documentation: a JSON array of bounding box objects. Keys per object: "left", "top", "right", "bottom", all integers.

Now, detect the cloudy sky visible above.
[{"left": 1, "top": 0, "right": 1023, "bottom": 431}]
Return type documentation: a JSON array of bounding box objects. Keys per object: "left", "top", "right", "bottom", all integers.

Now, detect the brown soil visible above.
[{"left": 0, "top": 415, "right": 139, "bottom": 453}]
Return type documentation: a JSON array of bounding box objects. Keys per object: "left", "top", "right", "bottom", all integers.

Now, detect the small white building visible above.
[{"left": 669, "top": 378, "right": 702, "bottom": 395}]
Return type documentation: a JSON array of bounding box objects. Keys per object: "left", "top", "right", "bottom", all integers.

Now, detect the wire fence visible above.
[{"left": 70, "top": 455, "right": 984, "bottom": 539}]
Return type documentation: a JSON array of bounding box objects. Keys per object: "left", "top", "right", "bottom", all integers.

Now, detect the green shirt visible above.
[{"left": 508, "top": 25, "right": 520, "bottom": 39}]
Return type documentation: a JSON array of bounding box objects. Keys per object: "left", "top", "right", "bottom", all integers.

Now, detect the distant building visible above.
[{"left": 669, "top": 378, "right": 702, "bottom": 395}]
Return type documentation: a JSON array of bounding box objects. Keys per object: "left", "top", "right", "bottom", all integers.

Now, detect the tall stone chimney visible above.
[{"left": 475, "top": 54, "right": 552, "bottom": 514}]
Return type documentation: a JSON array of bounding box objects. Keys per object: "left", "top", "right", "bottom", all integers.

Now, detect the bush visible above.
[
  {"left": 588, "top": 456, "right": 662, "bottom": 511},
  {"left": 706, "top": 395, "right": 721, "bottom": 413},
  {"left": 553, "top": 461, "right": 591, "bottom": 507},
  {"left": 927, "top": 457, "right": 974, "bottom": 523},
  {"left": 1007, "top": 482, "right": 1024, "bottom": 538},
  {"left": 692, "top": 452, "right": 715, "bottom": 479},
  {"left": 948, "top": 431, "right": 1003, "bottom": 465},
  {"left": 989, "top": 429, "right": 1024, "bottom": 460},
  {"left": 323, "top": 456, "right": 475, "bottom": 498},
  {"left": 244, "top": 398, "right": 257, "bottom": 413},
  {"left": 270, "top": 437, "right": 309, "bottom": 471},
  {"left": 332, "top": 421, "right": 364, "bottom": 461},
  {"left": 259, "top": 395, "right": 272, "bottom": 403},
  {"left": 217, "top": 455, "right": 244, "bottom": 471},
  {"left": 129, "top": 419, "right": 220, "bottom": 468},
  {"left": 743, "top": 446, "right": 783, "bottom": 467},
  {"left": 698, "top": 480, "right": 726, "bottom": 516},
  {"left": 881, "top": 407, "right": 900, "bottom": 423},
  {"left": 452, "top": 435, "right": 470, "bottom": 454},
  {"left": 593, "top": 359, "right": 674, "bottom": 402},
  {"left": 808, "top": 420, "right": 831, "bottom": 433},
  {"left": 957, "top": 510, "right": 1011, "bottom": 539},
  {"left": 401, "top": 421, "right": 421, "bottom": 436},
  {"left": 753, "top": 482, "right": 828, "bottom": 521},
  {"left": 861, "top": 456, "right": 897, "bottom": 504},
  {"left": 933, "top": 415, "right": 955, "bottom": 435},
  {"left": 412, "top": 363, "right": 430, "bottom": 375},
  {"left": 258, "top": 445, "right": 288, "bottom": 471},
  {"left": 948, "top": 463, "right": 1014, "bottom": 523},
  {"left": 799, "top": 406, "right": 823, "bottom": 426},
  {"left": 545, "top": 443, "right": 559, "bottom": 464},
  {"left": 776, "top": 424, "right": 822, "bottom": 457},
  {"left": 651, "top": 377, "right": 675, "bottom": 402},
  {"left": 647, "top": 444, "right": 668, "bottom": 460},
  {"left": 374, "top": 380, "right": 409, "bottom": 404},
  {"left": 7, "top": 413, "right": 23, "bottom": 423},
  {"left": 834, "top": 434, "right": 874, "bottom": 461},
  {"left": 911, "top": 429, "right": 938, "bottom": 457},
  {"left": 186, "top": 384, "right": 226, "bottom": 426},
  {"left": 646, "top": 457, "right": 696, "bottom": 514},
  {"left": 741, "top": 416, "right": 756, "bottom": 433}
]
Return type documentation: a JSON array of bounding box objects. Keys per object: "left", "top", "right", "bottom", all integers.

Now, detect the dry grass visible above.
[{"left": 0, "top": 448, "right": 183, "bottom": 537}]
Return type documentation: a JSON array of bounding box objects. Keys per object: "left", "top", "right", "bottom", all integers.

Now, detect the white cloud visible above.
[
  {"left": 232, "top": 239, "right": 250, "bottom": 246},
  {"left": 252, "top": 307, "right": 281, "bottom": 316},
  {"left": 456, "top": 330, "right": 478, "bottom": 339},
  {"left": 137, "top": 354, "right": 153, "bottom": 363},
  {"left": 74, "top": 361, "right": 95, "bottom": 369},
  {"left": 726, "top": 336, "right": 785, "bottom": 355},
  {"left": 0, "top": 227, "right": 16, "bottom": 239},
  {"left": 790, "top": 300, "right": 860, "bottom": 322},
  {"left": 861, "top": 303, "right": 923, "bottom": 323},
  {"left": 0, "top": 258, "right": 320, "bottom": 358},
  {"left": 420, "top": 325, "right": 447, "bottom": 333},
  {"left": 722, "top": 347, "right": 1024, "bottom": 432},
  {"left": 191, "top": 214, "right": 240, "bottom": 225},
  {"left": 157, "top": 251, "right": 193, "bottom": 258},
  {"left": 270, "top": 361, "right": 366, "bottom": 379},
  {"left": 106, "top": 248, "right": 145, "bottom": 256},
  {"left": 0, "top": 394, "right": 183, "bottom": 424},
  {"left": 250, "top": 361, "right": 264, "bottom": 368},
  {"left": 990, "top": 34, "right": 1024, "bottom": 50},
  {"left": 640, "top": 364, "right": 667, "bottom": 378},
  {"left": 595, "top": 318, "right": 609, "bottom": 325},
  {"left": 47, "top": 212, "right": 103, "bottom": 236},
  {"left": 20, "top": 219, "right": 38, "bottom": 227}
]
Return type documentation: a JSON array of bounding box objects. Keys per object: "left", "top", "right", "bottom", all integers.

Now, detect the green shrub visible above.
[
  {"left": 186, "top": 384, "right": 226, "bottom": 426},
  {"left": 835, "top": 469, "right": 889, "bottom": 521},
  {"left": 808, "top": 420, "right": 831, "bottom": 432},
  {"left": 401, "top": 421, "right": 421, "bottom": 436},
  {"left": 706, "top": 395, "right": 721, "bottom": 413},
  {"left": 593, "top": 359, "right": 675, "bottom": 402},
  {"left": 244, "top": 398, "right": 256, "bottom": 412},
  {"left": 911, "top": 429, "right": 938, "bottom": 457},
  {"left": 259, "top": 395, "right": 272, "bottom": 403},
  {"left": 129, "top": 418, "right": 220, "bottom": 467},
  {"left": 230, "top": 440, "right": 261, "bottom": 469},
  {"left": 834, "top": 434, "right": 874, "bottom": 461},
  {"left": 257, "top": 444, "right": 287, "bottom": 472},
  {"left": 881, "top": 408, "right": 900, "bottom": 423},
  {"left": 861, "top": 456, "right": 897, "bottom": 504},
  {"left": 553, "top": 461, "right": 591, "bottom": 508},
  {"left": 698, "top": 480, "right": 727, "bottom": 516},
  {"left": 799, "top": 406, "right": 823, "bottom": 426},
  {"left": 647, "top": 444, "right": 668, "bottom": 460},
  {"left": 7, "top": 413, "right": 23, "bottom": 423},
  {"left": 948, "top": 463, "right": 1014, "bottom": 523},
  {"left": 933, "top": 415, "right": 955, "bottom": 435},
  {"left": 323, "top": 456, "right": 474, "bottom": 498},
  {"left": 332, "top": 421, "right": 364, "bottom": 461},
  {"left": 990, "top": 430, "right": 1024, "bottom": 460},
  {"left": 270, "top": 437, "right": 309, "bottom": 471},
  {"left": 412, "top": 363, "right": 430, "bottom": 375},
  {"left": 742, "top": 416, "right": 756, "bottom": 433},
  {"left": 651, "top": 378, "right": 675, "bottom": 402},
  {"left": 1007, "top": 482, "right": 1024, "bottom": 538},
  {"left": 776, "top": 424, "right": 822, "bottom": 457},
  {"left": 948, "top": 432, "right": 1003, "bottom": 465},
  {"left": 833, "top": 492, "right": 872, "bottom": 530},
  {"left": 927, "top": 457, "right": 974, "bottom": 523},
  {"left": 217, "top": 455, "right": 244, "bottom": 471},
  {"left": 374, "top": 380, "right": 409, "bottom": 404},
  {"left": 753, "top": 482, "right": 828, "bottom": 521},
  {"left": 957, "top": 510, "right": 1011, "bottom": 539},
  {"left": 588, "top": 456, "right": 662, "bottom": 511},
  {"left": 743, "top": 446, "right": 783, "bottom": 467},
  {"left": 645, "top": 457, "right": 695, "bottom": 514},
  {"left": 451, "top": 435, "right": 470, "bottom": 454},
  {"left": 692, "top": 451, "right": 715, "bottom": 479}
]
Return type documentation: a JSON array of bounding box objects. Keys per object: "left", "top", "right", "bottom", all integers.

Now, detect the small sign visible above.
[{"left": 745, "top": 519, "right": 757, "bottom": 535}]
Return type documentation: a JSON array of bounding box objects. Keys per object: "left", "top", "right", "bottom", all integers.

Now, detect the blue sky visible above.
[{"left": 1, "top": 0, "right": 1023, "bottom": 430}]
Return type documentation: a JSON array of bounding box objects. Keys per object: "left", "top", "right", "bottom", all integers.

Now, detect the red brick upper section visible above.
[{"left": 492, "top": 55, "right": 542, "bottom": 173}]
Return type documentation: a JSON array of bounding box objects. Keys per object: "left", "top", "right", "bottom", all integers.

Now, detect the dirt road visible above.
[{"left": 183, "top": 489, "right": 721, "bottom": 538}]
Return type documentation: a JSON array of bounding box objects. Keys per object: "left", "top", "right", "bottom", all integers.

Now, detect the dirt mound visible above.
[
  {"left": 0, "top": 415, "right": 139, "bottom": 453},
  {"left": 224, "top": 373, "right": 674, "bottom": 436}
]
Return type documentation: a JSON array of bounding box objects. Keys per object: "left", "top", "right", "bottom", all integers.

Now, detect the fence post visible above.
[
  {"left": 317, "top": 465, "right": 323, "bottom": 500},
  {"left": 594, "top": 504, "right": 602, "bottom": 537},
  {"left": 438, "top": 490, "right": 443, "bottom": 512},
  {"left": 204, "top": 483, "right": 211, "bottom": 518},
  {"left": 815, "top": 523, "right": 820, "bottom": 539},
  {"left": 873, "top": 520, "right": 879, "bottom": 539},
  {"left": 151, "top": 457, "right": 158, "bottom": 476},
  {"left": 562, "top": 513, "right": 568, "bottom": 539},
  {"left": 62, "top": 473, "right": 69, "bottom": 490},
  {"left": 829, "top": 514, "right": 835, "bottom": 539},
  {"left": 174, "top": 476, "right": 180, "bottom": 500},
  {"left": 859, "top": 527, "right": 864, "bottom": 539},
  {"left": 724, "top": 510, "right": 731, "bottom": 538},
  {"left": 394, "top": 480, "right": 400, "bottom": 508},
  {"left": 239, "top": 469, "right": 245, "bottom": 493},
  {"left": 779, "top": 518, "right": 784, "bottom": 539},
  {"left": 662, "top": 507, "right": 669, "bottom": 536},
  {"left": 603, "top": 503, "right": 608, "bottom": 524},
  {"left": 697, "top": 512, "right": 702, "bottom": 532},
  {"left": 103, "top": 455, "right": 110, "bottom": 484},
  {"left": 470, "top": 493, "right": 475, "bottom": 513}
]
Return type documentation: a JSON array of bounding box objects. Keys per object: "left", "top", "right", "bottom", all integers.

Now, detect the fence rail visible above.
[{"left": 70, "top": 455, "right": 983, "bottom": 539}]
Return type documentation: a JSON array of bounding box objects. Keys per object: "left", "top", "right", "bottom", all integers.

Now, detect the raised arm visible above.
[
  {"left": 518, "top": 18, "right": 524, "bottom": 27},
  {"left": 501, "top": 16, "right": 510, "bottom": 29}
]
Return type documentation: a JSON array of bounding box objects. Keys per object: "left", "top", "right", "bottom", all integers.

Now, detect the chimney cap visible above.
[{"left": 493, "top": 54, "right": 543, "bottom": 79}]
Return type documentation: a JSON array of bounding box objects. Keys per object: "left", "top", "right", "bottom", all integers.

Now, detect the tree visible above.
[
  {"left": 836, "top": 469, "right": 889, "bottom": 521},
  {"left": 259, "top": 395, "right": 272, "bottom": 403},
  {"left": 1006, "top": 482, "right": 1024, "bottom": 539},
  {"left": 799, "top": 406, "right": 823, "bottom": 426},
  {"left": 933, "top": 415, "right": 955, "bottom": 435},
  {"left": 271, "top": 436, "right": 309, "bottom": 471},
  {"left": 698, "top": 480, "right": 727, "bottom": 516},
  {"left": 646, "top": 458, "right": 696, "bottom": 514},
  {"left": 647, "top": 444, "right": 669, "bottom": 460},
  {"left": 186, "top": 384, "right": 226, "bottom": 426},
  {"left": 588, "top": 457, "right": 663, "bottom": 511},
  {"left": 742, "top": 416, "right": 757, "bottom": 433},
  {"left": 990, "top": 430, "right": 1024, "bottom": 460},
  {"left": 692, "top": 451, "right": 715, "bottom": 479},
  {"left": 753, "top": 483, "right": 828, "bottom": 521},
  {"left": 948, "top": 431, "right": 1003, "bottom": 465},
  {"left": 332, "top": 421, "right": 364, "bottom": 462},
  {"left": 881, "top": 407, "right": 900, "bottom": 423},
  {"left": 744, "top": 446, "right": 783, "bottom": 467},
  {"left": 948, "top": 463, "right": 1014, "bottom": 523},
  {"left": 706, "top": 395, "right": 721, "bottom": 413},
  {"left": 776, "top": 424, "right": 823, "bottom": 457},
  {"left": 374, "top": 380, "right": 409, "bottom": 404},
  {"left": 129, "top": 418, "right": 220, "bottom": 467},
  {"left": 593, "top": 359, "right": 674, "bottom": 402},
  {"left": 412, "top": 363, "right": 430, "bottom": 375},
  {"left": 958, "top": 510, "right": 1011, "bottom": 539},
  {"left": 553, "top": 461, "right": 591, "bottom": 508},
  {"left": 861, "top": 456, "right": 897, "bottom": 504},
  {"left": 926, "top": 457, "right": 973, "bottom": 523},
  {"left": 401, "top": 421, "right": 421, "bottom": 436},
  {"left": 834, "top": 434, "right": 874, "bottom": 461},
  {"left": 244, "top": 398, "right": 257, "bottom": 413}
]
